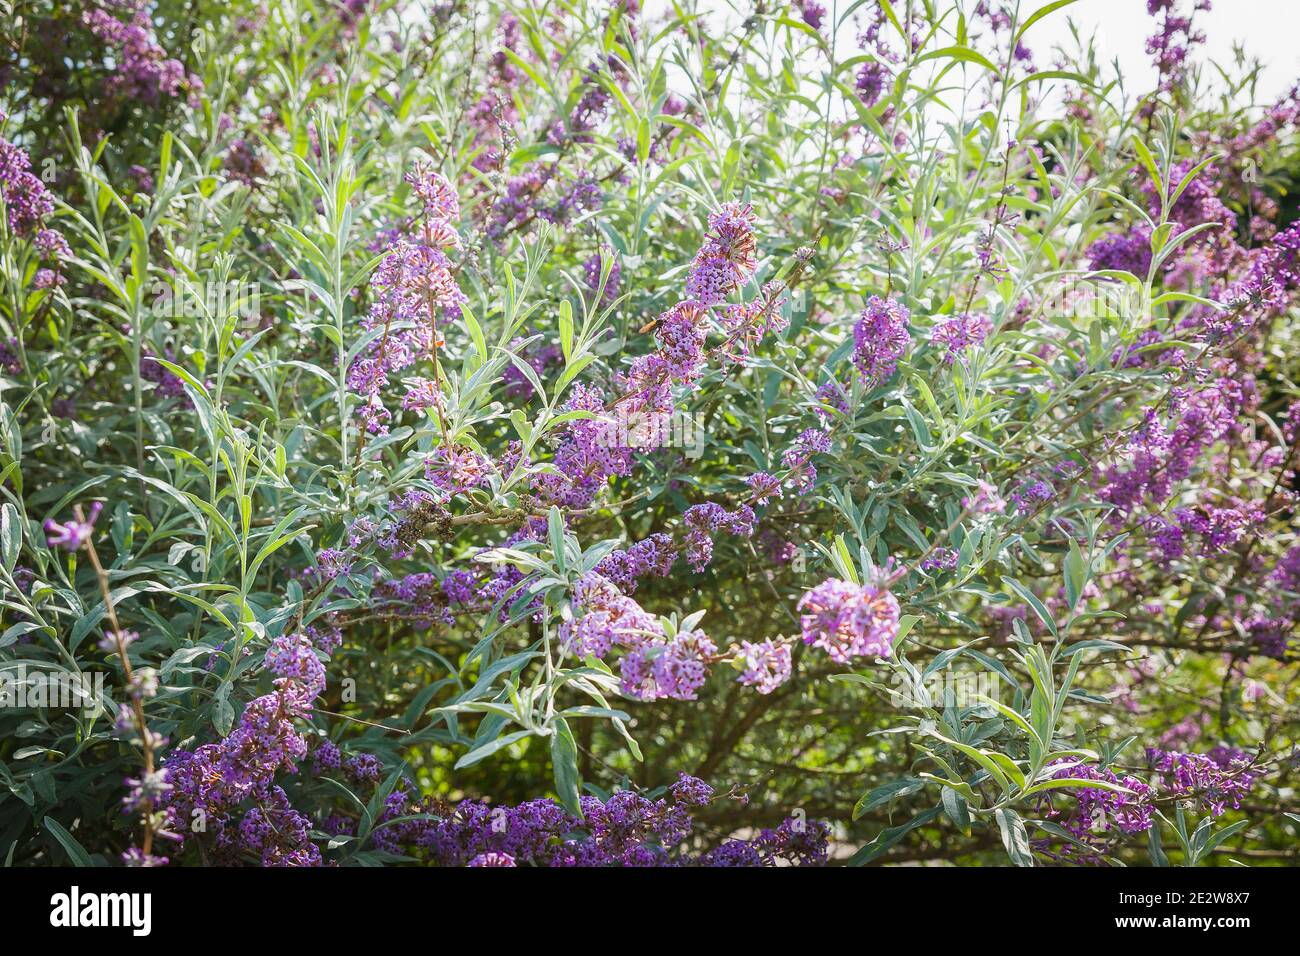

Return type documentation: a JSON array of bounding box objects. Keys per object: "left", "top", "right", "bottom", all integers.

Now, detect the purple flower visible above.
[
  {"left": 263, "top": 633, "right": 327, "bottom": 698},
  {"left": 1040, "top": 760, "right": 1154, "bottom": 860},
  {"left": 852, "top": 295, "right": 911, "bottom": 387},
  {"left": 684, "top": 202, "right": 758, "bottom": 304},
  {"left": 405, "top": 161, "right": 461, "bottom": 221},
  {"left": 559, "top": 571, "right": 662, "bottom": 660},
  {"left": 682, "top": 502, "right": 755, "bottom": 572},
  {"left": 668, "top": 773, "right": 714, "bottom": 806},
  {"left": 794, "top": 0, "right": 826, "bottom": 30},
  {"left": 121, "top": 848, "right": 169, "bottom": 867},
  {"left": 469, "top": 851, "right": 517, "bottom": 866},
  {"left": 44, "top": 502, "right": 103, "bottom": 551},
  {"left": 313, "top": 548, "right": 352, "bottom": 580},
  {"left": 735, "top": 639, "right": 793, "bottom": 694},
  {"left": 378, "top": 778, "right": 825, "bottom": 866},
  {"left": 82, "top": 3, "right": 199, "bottom": 105},
  {"left": 855, "top": 61, "right": 888, "bottom": 107},
  {"left": 744, "top": 471, "right": 783, "bottom": 504},
  {"left": 1147, "top": 747, "right": 1258, "bottom": 817},
  {"left": 780, "top": 427, "right": 832, "bottom": 492},
  {"left": 963, "top": 480, "right": 1006, "bottom": 515},
  {"left": 223, "top": 138, "right": 265, "bottom": 185},
  {"left": 1087, "top": 227, "right": 1153, "bottom": 276},
  {"left": 797, "top": 577, "right": 900, "bottom": 664},
  {"left": 930, "top": 314, "right": 991, "bottom": 364},
  {"left": 0, "top": 133, "right": 58, "bottom": 238},
  {"left": 921, "top": 548, "right": 959, "bottom": 572},
  {"left": 559, "top": 571, "right": 719, "bottom": 701},
  {"left": 594, "top": 533, "right": 677, "bottom": 593}
]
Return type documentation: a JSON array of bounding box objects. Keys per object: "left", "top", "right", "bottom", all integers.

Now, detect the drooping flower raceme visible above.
[
  {"left": 684, "top": 201, "right": 758, "bottom": 304},
  {"left": 559, "top": 571, "right": 718, "bottom": 701},
  {"left": 349, "top": 162, "right": 465, "bottom": 437},
  {"left": 797, "top": 577, "right": 901, "bottom": 664},
  {"left": 735, "top": 639, "right": 793, "bottom": 694},
  {"left": 852, "top": 295, "right": 911, "bottom": 387}
]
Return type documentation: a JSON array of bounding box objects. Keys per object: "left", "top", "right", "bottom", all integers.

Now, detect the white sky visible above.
[
  {"left": 643, "top": 1, "right": 1300, "bottom": 107},
  {"left": 1026, "top": 0, "right": 1300, "bottom": 103}
]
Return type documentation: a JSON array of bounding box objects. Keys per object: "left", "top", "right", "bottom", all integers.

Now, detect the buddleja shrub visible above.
[{"left": 0, "top": 0, "right": 1296, "bottom": 867}]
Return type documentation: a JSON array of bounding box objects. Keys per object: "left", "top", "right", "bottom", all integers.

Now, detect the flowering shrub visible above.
[{"left": 0, "top": 0, "right": 1297, "bottom": 868}]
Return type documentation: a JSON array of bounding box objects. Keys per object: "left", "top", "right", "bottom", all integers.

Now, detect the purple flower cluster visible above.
[
  {"left": 1143, "top": 500, "right": 1262, "bottom": 566},
  {"left": 583, "top": 248, "right": 621, "bottom": 304},
  {"left": 350, "top": 773, "right": 827, "bottom": 866},
  {"left": 1096, "top": 378, "right": 1248, "bottom": 521},
  {"left": 1222, "top": 220, "right": 1300, "bottom": 327},
  {"left": 0, "top": 338, "right": 19, "bottom": 375},
  {"left": 82, "top": 1, "right": 200, "bottom": 105},
  {"left": 744, "top": 470, "right": 783, "bottom": 504},
  {"left": 0, "top": 120, "right": 69, "bottom": 286},
  {"left": 365, "top": 488, "right": 456, "bottom": 561},
  {"left": 684, "top": 201, "right": 758, "bottom": 304},
  {"left": 720, "top": 293, "right": 790, "bottom": 365},
  {"left": 350, "top": 161, "right": 464, "bottom": 435},
  {"left": 962, "top": 480, "right": 1006, "bottom": 515},
  {"left": 975, "top": 1, "right": 1034, "bottom": 64},
  {"left": 1087, "top": 226, "right": 1153, "bottom": 276},
  {"left": 735, "top": 639, "right": 793, "bottom": 694},
  {"left": 533, "top": 203, "right": 778, "bottom": 518},
  {"left": 797, "top": 577, "right": 900, "bottom": 664},
  {"left": 1038, "top": 760, "right": 1154, "bottom": 862},
  {"left": 682, "top": 502, "right": 755, "bottom": 572},
  {"left": 487, "top": 163, "right": 603, "bottom": 238},
  {"left": 1145, "top": 0, "right": 1211, "bottom": 96},
  {"left": 1146, "top": 746, "right": 1259, "bottom": 817},
  {"left": 160, "top": 629, "right": 336, "bottom": 865},
  {"left": 547, "top": 63, "right": 612, "bottom": 147},
  {"left": 530, "top": 384, "right": 635, "bottom": 509},
  {"left": 223, "top": 138, "right": 265, "bottom": 186},
  {"left": 780, "top": 427, "right": 831, "bottom": 492},
  {"left": 141, "top": 347, "right": 189, "bottom": 402},
  {"left": 368, "top": 568, "right": 494, "bottom": 628},
  {"left": 425, "top": 443, "right": 495, "bottom": 496},
  {"left": 594, "top": 533, "right": 677, "bottom": 593},
  {"left": 653, "top": 301, "right": 710, "bottom": 382},
  {"left": 794, "top": 0, "right": 826, "bottom": 30},
  {"left": 855, "top": 61, "right": 889, "bottom": 107},
  {"left": 852, "top": 295, "right": 911, "bottom": 387},
  {"left": 0, "top": 130, "right": 56, "bottom": 239},
  {"left": 930, "top": 313, "right": 991, "bottom": 364},
  {"left": 560, "top": 571, "right": 717, "bottom": 701},
  {"left": 920, "top": 548, "right": 959, "bottom": 572}
]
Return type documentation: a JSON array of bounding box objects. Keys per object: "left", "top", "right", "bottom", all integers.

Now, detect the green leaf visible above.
[
  {"left": 0, "top": 502, "right": 20, "bottom": 574},
  {"left": 915, "top": 45, "right": 1000, "bottom": 75},
  {"left": 1064, "top": 537, "right": 1087, "bottom": 612},
  {"left": 550, "top": 717, "right": 583, "bottom": 818},
  {"left": 43, "top": 816, "right": 96, "bottom": 867},
  {"left": 1148, "top": 819, "right": 1169, "bottom": 866},
  {"left": 1021, "top": 776, "right": 1132, "bottom": 797},
  {"left": 1005, "top": 578, "right": 1058, "bottom": 637},
  {"left": 848, "top": 806, "right": 942, "bottom": 866},
  {"left": 548, "top": 506, "right": 567, "bottom": 577},
  {"left": 1131, "top": 136, "right": 1162, "bottom": 199},
  {"left": 995, "top": 808, "right": 1034, "bottom": 867},
  {"left": 454, "top": 729, "right": 533, "bottom": 769},
  {"left": 558, "top": 299, "right": 574, "bottom": 363},
  {"left": 853, "top": 776, "right": 926, "bottom": 819},
  {"left": 128, "top": 213, "right": 149, "bottom": 299}
]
